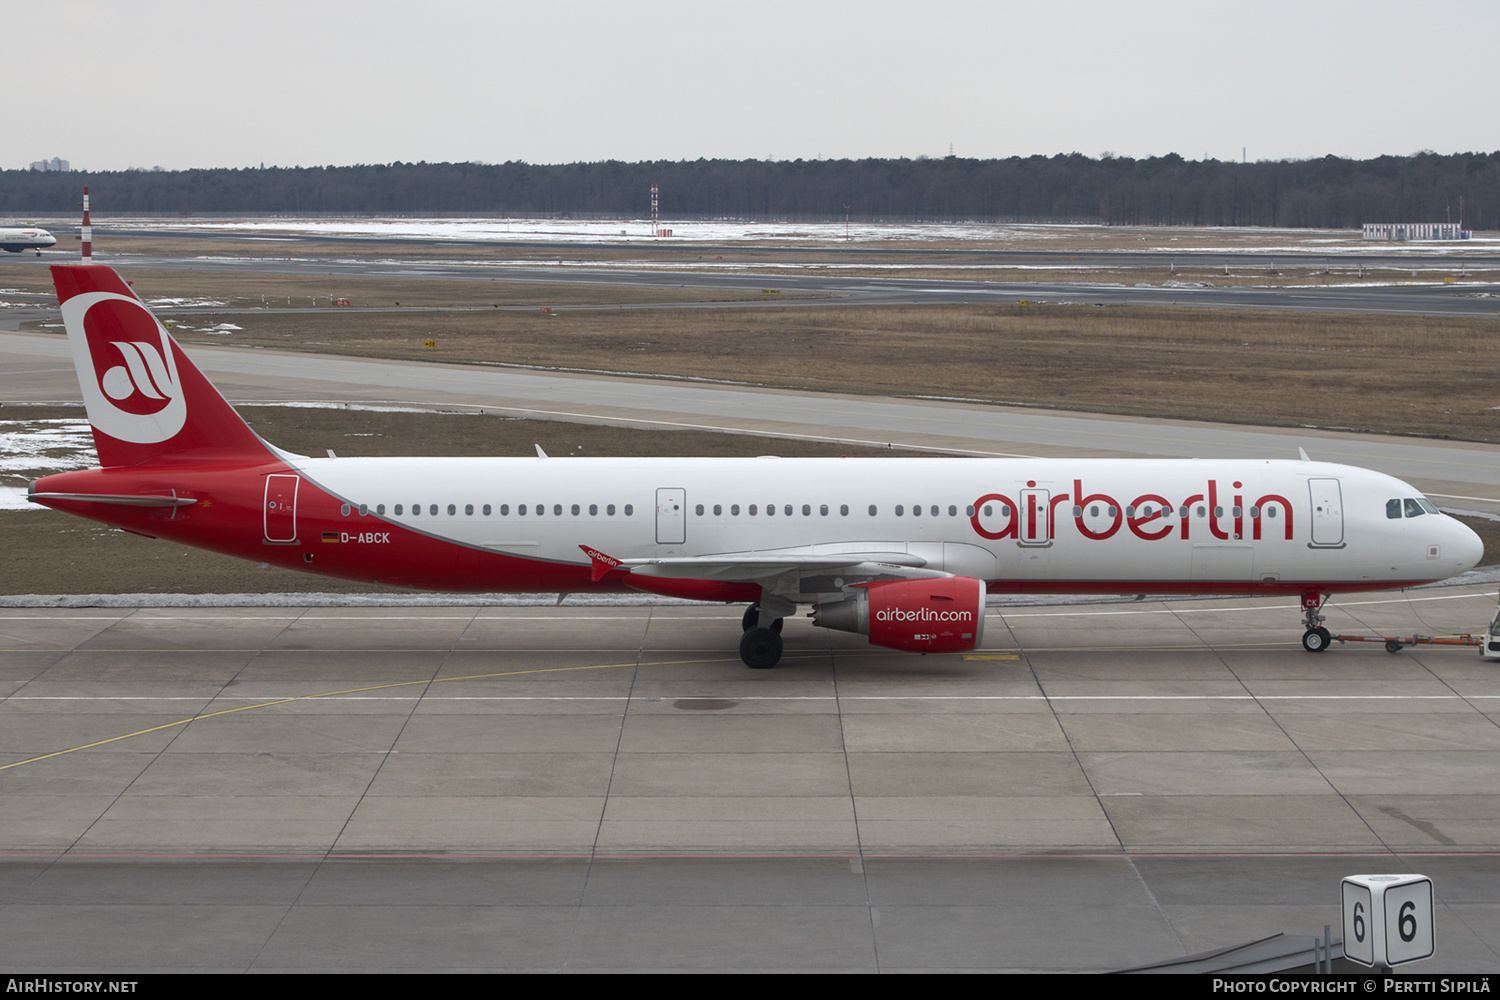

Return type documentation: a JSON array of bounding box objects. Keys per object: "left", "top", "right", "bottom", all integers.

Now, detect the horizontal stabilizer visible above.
[{"left": 29, "top": 491, "right": 198, "bottom": 507}]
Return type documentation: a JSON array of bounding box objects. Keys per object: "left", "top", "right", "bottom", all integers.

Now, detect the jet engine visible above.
[{"left": 812, "top": 576, "right": 986, "bottom": 654}]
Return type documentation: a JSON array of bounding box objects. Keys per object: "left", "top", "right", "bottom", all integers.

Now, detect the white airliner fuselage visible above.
[
  {"left": 30, "top": 264, "right": 1485, "bottom": 667},
  {"left": 0, "top": 226, "right": 57, "bottom": 254}
]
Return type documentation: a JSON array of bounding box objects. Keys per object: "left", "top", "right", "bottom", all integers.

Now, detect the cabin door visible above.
[
  {"left": 264, "top": 474, "right": 300, "bottom": 543},
  {"left": 656, "top": 487, "right": 687, "bottom": 545},
  {"left": 1019, "top": 488, "right": 1051, "bottom": 545},
  {"left": 1308, "top": 478, "right": 1345, "bottom": 547}
]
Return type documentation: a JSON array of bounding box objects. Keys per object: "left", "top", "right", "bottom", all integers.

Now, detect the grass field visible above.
[
  {"left": 139, "top": 300, "right": 1500, "bottom": 443},
  {"left": 15, "top": 258, "right": 1500, "bottom": 441}
]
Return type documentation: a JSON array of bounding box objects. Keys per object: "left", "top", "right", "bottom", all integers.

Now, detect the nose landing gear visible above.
[{"left": 1301, "top": 592, "right": 1332, "bottom": 653}]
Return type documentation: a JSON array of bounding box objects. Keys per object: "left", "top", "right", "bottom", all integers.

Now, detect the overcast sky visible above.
[{"left": 12, "top": 1, "right": 1497, "bottom": 171}]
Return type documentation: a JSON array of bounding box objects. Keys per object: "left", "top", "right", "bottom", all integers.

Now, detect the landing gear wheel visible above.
[
  {"left": 1385, "top": 639, "right": 1404, "bottom": 654},
  {"left": 739, "top": 627, "right": 783, "bottom": 669},
  {"left": 741, "top": 605, "right": 783, "bottom": 633},
  {"left": 1302, "top": 627, "right": 1332, "bottom": 653}
]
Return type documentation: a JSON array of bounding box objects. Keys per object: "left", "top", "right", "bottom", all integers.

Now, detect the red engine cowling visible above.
[{"left": 812, "top": 577, "right": 986, "bottom": 654}]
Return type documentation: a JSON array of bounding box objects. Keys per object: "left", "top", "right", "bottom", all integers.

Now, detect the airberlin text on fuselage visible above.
[{"left": 971, "top": 478, "right": 1295, "bottom": 544}]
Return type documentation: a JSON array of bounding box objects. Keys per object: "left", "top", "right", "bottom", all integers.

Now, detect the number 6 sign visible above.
[{"left": 1342, "top": 874, "right": 1434, "bottom": 968}]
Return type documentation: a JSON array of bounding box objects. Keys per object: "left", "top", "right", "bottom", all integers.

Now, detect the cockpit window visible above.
[
  {"left": 1404, "top": 498, "right": 1426, "bottom": 518},
  {"left": 1387, "top": 499, "right": 1403, "bottom": 519},
  {"left": 1416, "top": 498, "right": 1439, "bottom": 515}
]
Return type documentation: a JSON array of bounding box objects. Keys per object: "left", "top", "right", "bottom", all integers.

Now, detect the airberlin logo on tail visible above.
[
  {"left": 97, "top": 339, "right": 175, "bottom": 412},
  {"left": 60, "top": 291, "right": 187, "bottom": 444}
]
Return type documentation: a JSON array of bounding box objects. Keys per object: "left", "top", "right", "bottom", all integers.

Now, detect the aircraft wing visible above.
[{"left": 580, "top": 544, "right": 948, "bottom": 583}]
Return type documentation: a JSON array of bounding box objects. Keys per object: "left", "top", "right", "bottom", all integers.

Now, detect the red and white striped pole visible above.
[{"left": 80, "top": 186, "right": 92, "bottom": 261}]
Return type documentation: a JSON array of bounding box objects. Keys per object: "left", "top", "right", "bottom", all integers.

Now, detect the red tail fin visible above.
[{"left": 52, "top": 265, "right": 271, "bottom": 468}]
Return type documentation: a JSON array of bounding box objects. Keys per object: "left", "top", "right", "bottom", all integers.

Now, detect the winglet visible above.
[
  {"left": 1298, "top": 447, "right": 1311, "bottom": 462},
  {"left": 579, "top": 544, "right": 625, "bottom": 583},
  {"left": 535, "top": 444, "right": 548, "bottom": 459}
]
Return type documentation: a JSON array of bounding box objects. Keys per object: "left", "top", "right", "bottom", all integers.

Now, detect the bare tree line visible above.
[{"left": 3, "top": 151, "right": 1495, "bottom": 229}]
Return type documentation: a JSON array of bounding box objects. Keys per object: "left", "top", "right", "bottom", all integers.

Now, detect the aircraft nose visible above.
[{"left": 1452, "top": 518, "right": 1485, "bottom": 573}]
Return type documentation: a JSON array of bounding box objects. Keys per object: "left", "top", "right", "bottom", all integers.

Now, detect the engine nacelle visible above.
[{"left": 812, "top": 576, "right": 986, "bottom": 654}]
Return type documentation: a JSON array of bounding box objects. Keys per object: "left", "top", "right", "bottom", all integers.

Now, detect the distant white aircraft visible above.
[
  {"left": 0, "top": 226, "right": 57, "bottom": 255},
  {"left": 31, "top": 264, "right": 1485, "bottom": 668}
]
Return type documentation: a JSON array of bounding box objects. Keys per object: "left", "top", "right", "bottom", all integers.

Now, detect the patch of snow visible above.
[{"left": 147, "top": 297, "right": 230, "bottom": 308}]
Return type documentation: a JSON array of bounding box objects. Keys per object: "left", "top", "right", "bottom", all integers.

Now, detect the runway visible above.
[
  {"left": 6, "top": 248, "right": 1500, "bottom": 318},
  {"left": 2, "top": 595, "right": 1499, "bottom": 971}
]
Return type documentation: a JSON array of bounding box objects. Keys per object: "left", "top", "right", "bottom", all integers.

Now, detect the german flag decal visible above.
[{"left": 321, "top": 531, "right": 341, "bottom": 543}]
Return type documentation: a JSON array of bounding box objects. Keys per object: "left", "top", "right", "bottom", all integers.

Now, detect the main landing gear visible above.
[
  {"left": 1300, "top": 592, "right": 1332, "bottom": 653},
  {"left": 740, "top": 603, "right": 785, "bottom": 669}
]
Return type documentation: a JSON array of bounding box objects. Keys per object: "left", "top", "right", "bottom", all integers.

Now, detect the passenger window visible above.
[
  {"left": 413, "top": 505, "right": 421, "bottom": 516},
  {"left": 607, "top": 504, "right": 616, "bottom": 515},
  {"left": 749, "top": 504, "right": 758, "bottom": 515},
  {"left": 896, "top": 505, "right": 904, "bottom": 516},
  {"left": 394, "top": 504, "right": 403, "bottom": 515},
  {"left": 571, "top": 504, "right": 580, "bottom": 515},
  {"left": 802, "top": 504, "right": 811, "bottom": 516},
  {"left": 519, "top": 505, "right": 527, "bottom": 515},
  {"left": 820, "top": 504, "right": 828, "bottom": 516},
  {"left": 868, "top": 505, "right": 877, "bottom": 516},
  {"left": 483, "top": 504, "right": 491, "bottom": 515},
  {"left": 376, "top": 504, "right": 386, "bottom": 515},
  {"left": 731, "top": 504, "right": 740, "bottom": 515},
  {"left": 785, "top": 505, "right": 793, "bottom": 516},
  {"left": 714, "top": 504, "right": 722, "bottom": 515},
  {"left": 590, "top": 504, "right": 598, "bottom": 515},
  {"left": 340, "top": 503, "right": 350, "bottom": 516},
  {"left": 948, "top": 505, "right": 956, "bottom": 517},
  {"left": 464, "top": 504, "right": 473, "bottom": 516},
  {"left": 911, "top": 505, "right": 920, "bottom": 517},
  {"left": 624, "top": 504, "right": 633, "bottom": 516},
  {"left": 430, "top": 505, "right": 439, "bottom": 516},
  {"left": 840, "top": 505, "right": 848, "bottom": 516},
  {"left": 499, "top": 504, "right": 509, "bottom": 515},
  {"left": 554, "top": 504, "right": 563, "bottom": 516}
]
